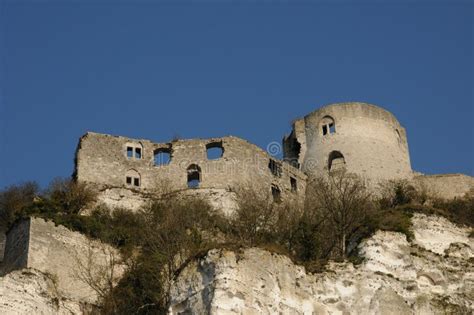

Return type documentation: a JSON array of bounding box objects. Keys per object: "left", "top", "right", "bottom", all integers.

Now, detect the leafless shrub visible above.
[
  {"left": 73, "top": 240, "right": 122, "bottom": 307},
  {"left": 378, "top": 179, "right": 419, "bottom": 208},
  {"left": 133, "top": 194, "right": 215, "bottom": 309},
  {"left": 304, "top": 171, "right": 374, "bottom": 259},
  {"left": 47, "top": 178, "right": 97, "bottom": 214},
  {"left": 272, "top": 198, "right": 305, "bottom": 253},
  {"left": 229, "top": 182, "right": 304, "bottom": 255},
  {"left": 0, "top": 181, "right": 39, "bottom": 229},
  {"left": 231, "top": 183, "right": 276, "bottom": 245}
]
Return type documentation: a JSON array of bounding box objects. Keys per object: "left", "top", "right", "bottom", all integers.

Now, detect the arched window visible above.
[
  {"left": 321, "top": 116, "right": 336, "bottom": 136},
  {"left": 206, "top": 141, "right": 224, "bottom": 160},
  {"left": 125, "top": 142, "right": 143, "bottom": 160},
  {"left": 187, "top": 164, "right": 201, "bottom": 188},
  {"left": 154, "top": 147, "right": 171, "bottom": 166},
  {"left": 125, "top": 169, "right": 141, "bottom": 187},
  {"left": 328, "top": 151, "right": 345, "bottom": 171}
]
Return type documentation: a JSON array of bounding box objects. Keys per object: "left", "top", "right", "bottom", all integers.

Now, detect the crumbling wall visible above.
[
  {"left": 76, "top": 132, "right": 306, "bottom": 211},
  {"left": 413, "top": 173, "right": 474, "bottom": 199},
  {"left": 284, "top": 102, "right": 412, "bottom": 185},
  {"left": 0, "top": 217, "right": 122, "bottom": 305}
]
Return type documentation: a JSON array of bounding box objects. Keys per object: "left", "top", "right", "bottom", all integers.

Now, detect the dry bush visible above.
[
  {"left": 303, "top": 171, "right": 374, "bottom": 259},
  {"left": 272, "top": 198, "right": 305, "bottom": 253},
  {"left": 47, "top": 178, "right": 97, "bottom": 214},
  {"left": 229, "top": 174, "right": 375, "bottom": 261},
  {"left": 141, "top": 195, "right": 214, "bottom": 283},
  {"left": 73, "top": 241, "right": 123, "bottom": 307},
  {"left": 231, "top": 184, "right": 276, "bottom": 245},
  {"left": 101, "top": 193, "right": 215, "bottom": 314},
  {"left": 378, "top": 179, "right": 419, "bottom": 209},
  {"left": 229, "top": 183, "right": 304, "bottom": 250},
  {"left": 0, "top": 181, "right": 39, "bottom": 229},
  {"left": 431, "top": 195, "right": 474, "bottom": 227}
]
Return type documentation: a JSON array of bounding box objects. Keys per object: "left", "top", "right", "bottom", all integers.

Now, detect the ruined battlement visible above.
[
  {"left": 74, "top": 103, "right": 472, "bottom": 211},
  {"left": 284, "top": 102, "right": 412, "bottom": 184},
  {"left": 75, "top": 132, "right": 307, "bottom": 210}
]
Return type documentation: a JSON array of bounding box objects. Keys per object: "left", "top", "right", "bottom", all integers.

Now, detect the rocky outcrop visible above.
[
  {"left": 411, "top": 213, "right": 472, "bottom": 255},
  {"left": 0, "top": 218, "right": 123, "bottom": 314},
  {"left": 95, "top": 186, "right": 238, "bottom": 216},
  {"left": 169, "top": 213, "right": 473, "bottom": 314},
  {"left": 0, "top": 269, "right": 89, "bottom": 314}
]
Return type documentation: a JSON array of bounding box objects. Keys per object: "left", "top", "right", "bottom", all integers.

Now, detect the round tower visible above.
[{"left": 283, "top": 102, "right": 412, "bottom": 183}]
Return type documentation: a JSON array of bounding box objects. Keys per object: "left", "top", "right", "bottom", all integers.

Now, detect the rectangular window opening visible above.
[
  {"left": 268, "top": 159, "right": 282, "bottom": 177},
  {"left": 127, "top": 147, "right": 133, "bottom": 158},
  {"left": 135, "top": 148, "right": 142, "bottom": 159},
  {"left": 290, "top": 177, "right": 297, "bottom": 192},
  {"left": 329, "top": 123, "right": 336, "bottom": 134},
  {"left": 126, "top": 176, "right": 132, "bottom": 185},
  {"left": 134, "top": 178, "right": 140, "bottom": 187},
  {"left": 271, "top": 186, "right": 281, "bottom": 203},
  {"left": 322, "top": 125, "right": 328, "bottom": 135},
  {"left": 154, "top": 149, "right": 171, "bottom": 166}
]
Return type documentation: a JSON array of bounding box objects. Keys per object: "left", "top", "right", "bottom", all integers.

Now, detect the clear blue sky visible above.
[{"left": 1, "top": 1, "right": 473, "bottom": 188}]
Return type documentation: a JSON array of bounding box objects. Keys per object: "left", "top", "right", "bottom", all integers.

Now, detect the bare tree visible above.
[
  {"left": 231, "top": 183, "right": 277, "bottom": 245},
  {"left": 305, "top": 171, "right": 374, "bottom": 258},
  {"left": 138, "top": 194, "right": 214, "bottom": 308},
  {"left": 73, "top": 240, "right": 122, "bottom": 306}
]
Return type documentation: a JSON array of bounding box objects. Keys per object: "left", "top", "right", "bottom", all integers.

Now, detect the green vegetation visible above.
[{"left": 0, "top": 173, "right": 472, "bottom": 314}]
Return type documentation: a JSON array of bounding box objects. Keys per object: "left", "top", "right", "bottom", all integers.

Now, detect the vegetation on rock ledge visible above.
[{"left": 0, "top": 173, "right": 472, "bottom": 314}]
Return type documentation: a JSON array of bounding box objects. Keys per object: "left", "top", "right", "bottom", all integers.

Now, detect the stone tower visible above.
[{"left": 283, "top": 102, "right": 412, "bottom": 183}]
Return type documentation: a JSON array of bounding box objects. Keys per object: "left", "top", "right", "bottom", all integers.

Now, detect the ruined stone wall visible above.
[
  {"left": 0, "top": 217, "right": 122, "bottom": 305},
  {"left": 76, "top": 132, "right": 306, "bottom": 211},
  {"left": 284, "top": 102, "right": 412, "bottom": 185},
  {"left": 413, "top": 173, "right": 474, "bottom": 199}
]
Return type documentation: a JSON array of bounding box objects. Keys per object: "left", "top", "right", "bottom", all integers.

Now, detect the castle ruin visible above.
[{"left": 74, "top": 102, "right": 473, "bottom": 211}]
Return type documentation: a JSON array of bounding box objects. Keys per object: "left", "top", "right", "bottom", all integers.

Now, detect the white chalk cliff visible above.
[
  {"left": 0, "top": 269, "right": 87, "bottom": 314},
  {"left": 169, "top": 213, "right": 473, "bottom": 314},
  {"left": 0, "top": 213, "right": 472, "bottom": 314},
  {"left": 0, "top": 218, "right": 122, "bottom": 315}
]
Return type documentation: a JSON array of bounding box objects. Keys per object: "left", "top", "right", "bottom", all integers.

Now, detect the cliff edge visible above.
[{"left": 169, "top": 213, "right": 473, "bottom": 314}]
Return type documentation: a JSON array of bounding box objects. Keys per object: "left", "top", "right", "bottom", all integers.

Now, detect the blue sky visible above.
[{"left": 1, "top": 1, "right": 472, "bottom": 188}]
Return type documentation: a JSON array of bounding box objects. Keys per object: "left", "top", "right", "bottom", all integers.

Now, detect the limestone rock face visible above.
[
  {"left": 0, "top": 218, "right": 123, "bottom": 314},
  {"left": 411, "top": 213, "right": 473, "bottom": 255},
  {"left": 169, "top": 214, "right": 473, "bottom": 314},
  {"left": 0, "top": 269, "right": 87, "bottom": 314}
]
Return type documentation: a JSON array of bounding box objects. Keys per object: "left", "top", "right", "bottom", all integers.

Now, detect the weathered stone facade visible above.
[
  {"left": 74, "top": 102, "right": 473, "bottom": 211},
  {"left": 76, "top": 133, "right": 307, "bottom": 211},
  {"left": 284, "top": 102, "right": 412, "bottom": 184},
  {"left": 413, "top": 173, "right": 474, "bottom": 199},
  {"left": 0, "top": 218, "right": 123, "bottom": 307}
]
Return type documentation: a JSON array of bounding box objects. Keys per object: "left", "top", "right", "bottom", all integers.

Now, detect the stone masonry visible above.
[
  {"left": 0, "top": 218, "right": 123, "bottom": 306},
  {"left": 75, "top": 133, "right": 307, "bottom": 211},
  {"left": 283, "top": 102, "right": 412, "bottom": 183},
  {"left": 74, "top": 102, "right": 473, "bottom": 211}
]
